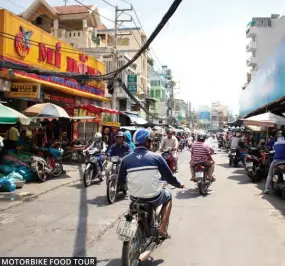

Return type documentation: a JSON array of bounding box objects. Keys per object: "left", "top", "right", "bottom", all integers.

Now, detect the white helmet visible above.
[{"left": 94, "top": 132, "right": 102, "bottom": 140}]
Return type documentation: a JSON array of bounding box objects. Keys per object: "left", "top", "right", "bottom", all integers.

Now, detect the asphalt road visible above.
[{"left": 2, "top": 149, "right": 285, "bottom": 266}]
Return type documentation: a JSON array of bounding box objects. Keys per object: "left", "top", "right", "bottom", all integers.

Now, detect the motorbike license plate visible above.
[
  {"left": 283, "top": 174, "right": 285, "bottom": 181},
  {"left": 195, "top": 172, "right": 204, "bottom": 178},
  {"left": 116, "top": 220, "right": 138, "bottom": 239},
  {"left": 246, "top": 162, "right": 253, "bottom": 167},
  {"left": 31, "top": 162, "right": 37, "bottom": 168},
  {"left": 231, "top": 153, "right": 236, "bottom": 156}
]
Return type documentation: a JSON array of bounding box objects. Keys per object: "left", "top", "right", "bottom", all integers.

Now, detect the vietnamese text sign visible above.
[
  {"left": 7, "top": 83, "right": 39, "bottom": 99},
  {"left": 128, "top": 74, "right": 137, "bottom": 93}
]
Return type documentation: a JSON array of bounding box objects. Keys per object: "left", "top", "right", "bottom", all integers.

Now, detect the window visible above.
[
  {"left": 150, "top": 89, "right": 155, "bottom": 98},
  {"left": 78, "top": 32, "right": 80, "bottom": 36},
  {"left": 35, "top": 17, "right": 43, "bottom": 25}
]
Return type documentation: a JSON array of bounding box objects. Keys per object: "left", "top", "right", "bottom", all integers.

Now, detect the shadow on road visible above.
[
  {"left": 176, "top": 188, "right": 200, "bottom": 199},
  {"left": 72, "top": 165, "right": 87, "bottom": 257}
]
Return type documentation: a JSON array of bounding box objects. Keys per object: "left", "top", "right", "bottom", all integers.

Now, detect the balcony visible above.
[
  {"left": 246, "top": 41, "right": 256, "bottom": 52},
  {"left": 246, "top": 56, "right": 257, "bottom": 67},
  {"left": 54, "top": 28, "right": 97, "bottom": 49},
  {"left": 246, "top": 26, "right": 257, "bottom": 38}
]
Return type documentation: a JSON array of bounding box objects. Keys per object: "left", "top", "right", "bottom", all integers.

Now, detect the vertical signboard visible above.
[{"left": 128, "top": 74, "right": 137, "bottom": 93}]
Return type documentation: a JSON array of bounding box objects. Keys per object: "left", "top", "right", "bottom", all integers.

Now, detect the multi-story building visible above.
[
  {"left": 97, "top": 27, "right": 148, "bottom": 96},
  {"left": 173, "top": 99, "right": 188, "bottom": 122},
  {"left": 246, "top": 14, "right": 285, "bottom": 83},
  {"left": 20, "top": 0, "right": 102, "bottom": 48},
  {"left": 149, "top": 68, "right": 169, "bottom": 118},
  {"left": 210, "top": 102, "right": 228, "bottom": 129}
]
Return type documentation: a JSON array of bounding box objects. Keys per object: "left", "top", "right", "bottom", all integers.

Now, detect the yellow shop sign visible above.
[{"left": 7, "top": 83, "right": 40, "bottom": 99}]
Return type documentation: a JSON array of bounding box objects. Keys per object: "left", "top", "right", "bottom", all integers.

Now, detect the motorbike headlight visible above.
[{"left": 273, "top": 175, "right": 279, "bottom": 183}]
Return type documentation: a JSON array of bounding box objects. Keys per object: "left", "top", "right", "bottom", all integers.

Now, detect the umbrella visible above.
[
  {"left": 23, "top": 103, "right": 70, "bottom": 118},
  {"left": 0, "top": 103, "right": 31, "bottom": 125},
  {"left": 242, "top": 112, "right": 285, "bottom": 127}
]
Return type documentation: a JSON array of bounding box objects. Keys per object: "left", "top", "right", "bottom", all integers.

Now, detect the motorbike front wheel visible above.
[
  {"left": 107, "top": 178, "right": 117, "bottom": 204},
  {"left": 122, "top": 224, "right": 144, "bottom": 266},
  {"left": 83, "top": 167, "right": 93, "bottom": 187},
  {"left": 52, "top": 162, "right": 63, "bottom": 177},
  {"left": 36, "top": 164, "right": 47, "bottom": 182}
]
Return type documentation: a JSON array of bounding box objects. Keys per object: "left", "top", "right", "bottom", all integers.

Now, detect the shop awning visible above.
[
  {"left": 75, "top": 104, "right": 123, "bottom": 114},
  {"left": 124, "top": 113, "right": 148, "bottom": 125}
]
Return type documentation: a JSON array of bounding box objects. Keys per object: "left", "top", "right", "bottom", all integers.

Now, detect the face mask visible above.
[{"left": 277, "top": 137, "right": 284, "bottom": 142}]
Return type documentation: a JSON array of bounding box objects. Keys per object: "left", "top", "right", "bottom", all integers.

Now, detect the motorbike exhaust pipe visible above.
[{"left": 138, "top": 243, "right": 156, "bottom": 261}]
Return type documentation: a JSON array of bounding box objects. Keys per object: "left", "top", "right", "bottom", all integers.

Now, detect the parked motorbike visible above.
[
  {"left": 30, "top": 148, "right": 64, "bottom": 182},
  {"left": 83, "top": 148, "right": 105, "bottom": 187},
  {"left": 272, "top": 162, "right": 285, "bottom": 199},
  {"left": 161, "top": 148, "right": 174, "bottom": 172},
  {"left": 193, "top": 162, "right": 213, "bottom": 195},
  {"left": 117, "top": 181, "right": 169, "bottom": 266},
  {"left": 106, "top": 154, "right": 128, "bottom": 204}
]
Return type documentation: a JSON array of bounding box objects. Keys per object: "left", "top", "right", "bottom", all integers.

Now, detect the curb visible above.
[{"left": 0, "top": 177, "right": 82, "bottom": 212}]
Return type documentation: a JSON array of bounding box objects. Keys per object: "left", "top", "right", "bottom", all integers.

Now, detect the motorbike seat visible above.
[
  {"left": 130, "top": 201, "right": 155, "bottom": 213},
  {"left": 276, "top": 162, "right": 285, "bottom": 166}
]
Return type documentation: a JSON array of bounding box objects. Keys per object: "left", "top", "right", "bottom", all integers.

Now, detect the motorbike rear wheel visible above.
[
  {"left": 83, "top": 167, "right": 93, "bottom": 187},
  {"left": 107, "top": 178, "right": 117, "bottom": 204},
  {"left": 198, "top": 181, "right": 207, "bottom": 196},
  {"left": 122, "top": 224, "right": 144, "bottom": 266}
]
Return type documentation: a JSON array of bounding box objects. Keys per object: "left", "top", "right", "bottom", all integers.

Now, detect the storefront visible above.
[
  {"left": 240, "top": 34, "right": 285, "bottom": 117},
  {"left": 0, "top": 9, "right": 109, "bottom": 139}
]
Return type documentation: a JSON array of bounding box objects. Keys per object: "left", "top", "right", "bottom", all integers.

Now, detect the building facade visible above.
[
  {"left": 246, "top": 14, "right": 285, "bottom": 83},
  {"left": 0, "top": 9, "right": 110, "bottom": 139}
]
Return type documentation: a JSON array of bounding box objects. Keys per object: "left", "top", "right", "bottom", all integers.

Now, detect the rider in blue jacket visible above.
[
  {"left": 124, "top": 130, "right": 135, "bottom": 151},
  {"left": 118, "top": 128, "right": 184, "bottom": 239},
  {"left": 264, "top": 131, "right": 285, "bottom": 194}
]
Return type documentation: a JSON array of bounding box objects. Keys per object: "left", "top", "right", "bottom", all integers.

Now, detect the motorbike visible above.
[
  {"left": 152, "top": 136, "right": 160, "bottom": 152},
  {"left": 218, "top": 139, "right": 224, "bottom": 149},
  {"left": 178, "top": 140, "right": 185, "bottom": 151},
  {"left": 83, "top": 147, "right": 105, "bottom": 187},
  {"left": 117, "top": 181, "right": 169, "bottom": 266},
  {"left": 193, "top": 162, "right": 213, "bottom": 195},
  {"left": 30, "top": 147, "right": 64, "bottom": 182},
  {"left": 229, "top": 148, "right": 241, "bottom": 167},
  {"left": 272, "top": 161, "right": 285, "bottom": 199},
  {"left": 161, "top": 148, "right": 175, "bottom": 173},
  {"left": 106, "top": 154, "right": 128, "bottom": 204},
  {"left": 245, "top": 147, "right": 272, "bottom": 182}
]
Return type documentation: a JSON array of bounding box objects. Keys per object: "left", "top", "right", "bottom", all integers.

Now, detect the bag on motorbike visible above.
[
  {"left": 7, "top": 171, "right": 24, "bottom": 181},
  {"left": 0, "top": 177, "right": 16, "bottom": 192},
  {"left": 49, "top": 148, "right": 63, "bottom": 160},
  {"left": 15, "top": 166, "right": 37, "bottom": 181}
]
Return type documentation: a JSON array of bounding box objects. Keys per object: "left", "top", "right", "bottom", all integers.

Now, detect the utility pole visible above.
[
  {"left": 170, "top": 81, "right": 174, "bottom": 117},
  {"left": 111, "top": 5, "right": 132, "bottom": 122}
]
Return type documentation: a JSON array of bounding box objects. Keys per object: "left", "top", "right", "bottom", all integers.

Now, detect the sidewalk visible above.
[{"left": 0, "top": 164, "right": 84, "bottom": 212}]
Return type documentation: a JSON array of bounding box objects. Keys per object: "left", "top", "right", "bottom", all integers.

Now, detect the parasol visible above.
[
  {"left": 0, "top": 103, "right": 31, "bottom": 125},
  {"left": 23, "top": 103, "right": 70, "bottom": 118}
]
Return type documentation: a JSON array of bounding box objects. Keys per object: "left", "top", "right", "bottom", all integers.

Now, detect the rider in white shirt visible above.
[{"left": 159, "top": 129, "right": 179, "bottom": 171}]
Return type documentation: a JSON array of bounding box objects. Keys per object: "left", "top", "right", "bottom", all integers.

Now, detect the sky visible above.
[{"left": 2, "top": 0, "right": 285, "bottom": 115}]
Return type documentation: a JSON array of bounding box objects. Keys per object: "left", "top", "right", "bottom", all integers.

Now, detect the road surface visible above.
[{"left": 1, "top": 149, "right": 285, "bottom": 266}]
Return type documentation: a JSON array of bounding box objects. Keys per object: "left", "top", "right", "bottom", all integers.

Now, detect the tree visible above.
[{"left": 147, "top": 57, "right": 154, "bottom": 67}]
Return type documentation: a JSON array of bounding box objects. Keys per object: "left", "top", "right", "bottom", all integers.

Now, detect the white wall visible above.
[{"left": 248, "top": 16, "right": 285, "bottom": 70}]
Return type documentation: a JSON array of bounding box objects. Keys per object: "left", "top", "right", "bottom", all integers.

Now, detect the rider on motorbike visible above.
[
  {"left": 105, "top": 131, "right": 132, "bottom": 178},
  {"left": 190, "top": 134, "right": 215, "bottom": 182},
  {"left": 159, "top": 129, "right": 179, "bottom": 171},
  {"left": 84, "top": 132, "right": 107, "bottom": 172},
  {"left": 264, "top": 131, "right": 285, "bottom": 194},
  {"left": 118, "top": 128, "right": 184, "bottom": 239}
]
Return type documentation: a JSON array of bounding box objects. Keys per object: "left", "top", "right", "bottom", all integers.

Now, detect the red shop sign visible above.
[{"left": 44, "top": 90, "right": 75, "bottom": 106}]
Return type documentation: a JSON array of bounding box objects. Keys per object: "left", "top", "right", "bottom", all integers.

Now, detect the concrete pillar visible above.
[{"left": 53, "top": 19, "right": 59, "bottom": 37}]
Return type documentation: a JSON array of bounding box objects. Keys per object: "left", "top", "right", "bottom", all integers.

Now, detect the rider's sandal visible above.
[{"left": 159, "top": 232, "right": 171, "bottom": 240}]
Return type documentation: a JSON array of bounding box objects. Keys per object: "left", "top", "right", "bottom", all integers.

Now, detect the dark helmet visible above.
[{"left": 197, "top": 134, "right": 207, "bottom": 141}]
